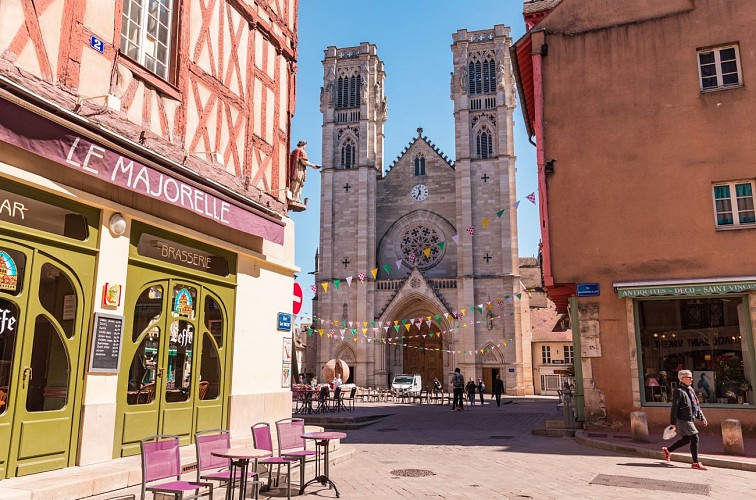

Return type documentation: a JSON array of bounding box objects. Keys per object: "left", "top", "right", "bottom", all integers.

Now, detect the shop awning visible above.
[{"left": 614, "top": 277, "right": 756, "bottom": 298}]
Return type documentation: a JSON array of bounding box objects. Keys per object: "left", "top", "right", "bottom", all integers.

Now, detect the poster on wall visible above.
[
  {"left": 281, "top": 363, "right": 291, "bottom": 388},
  {"left": 282, "top": 337, "right": 292, "bottom": 363}
]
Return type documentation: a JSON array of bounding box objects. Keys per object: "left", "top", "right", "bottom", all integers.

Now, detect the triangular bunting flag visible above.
[
  {"left": 321, "top": 282, "right": 329, "bottom": 293},
  {"left": 452, "top": 234, "right": 460, "bottom": 245},
  {"left": 526, "top": 192, "right": 536, "bottom": 204},
  {"left": 512, "top": 200, "right": 521, "bottom": 209},
  {"left": 423, "top": 248, "right": 431, "bottom": 258},
  {"left": 496, "top": 209, "right": 506, "bottom": 218},
  {"left": 481, "top": 218, "right": 490, "bottom": 229},
  {"left": 310, "top": 285, "right": 317, "bottom": 295},
  {"left": 346, "top": 276, "right": 353, "bottom": 287},
  {"left": 371, "top": 268, "right": 378, "bottom": 280},
  {"left": 333, "top": 279, "right": 340, "bottom": 289},
  {"left": 383, "top": 264, "right": 391, "bottom": 276},
  {"left": 438, "top": 241, "right": 445, "bottom": 250},
  {"left": 395, "top": 259, "right": 403, "bottom": 270}
]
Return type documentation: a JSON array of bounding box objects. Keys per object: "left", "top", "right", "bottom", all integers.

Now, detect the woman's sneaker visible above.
[
  {"left": 691, "top": 462, "right": 707, "bottom": 471},
  {"left": 662, "top": 447, "right": 671, "bottom": 463}
]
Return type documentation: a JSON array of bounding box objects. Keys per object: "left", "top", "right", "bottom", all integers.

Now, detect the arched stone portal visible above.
[{"left": 402, "top": 323, "right": 443, "bottom": 391}]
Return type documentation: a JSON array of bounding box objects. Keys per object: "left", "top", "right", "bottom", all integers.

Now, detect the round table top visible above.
[
  {"left": 210, "top": 446, "right": 272, "bottom": 460},
  {"left": 302, "top": 431, "right": 347, "bottom": 440}
]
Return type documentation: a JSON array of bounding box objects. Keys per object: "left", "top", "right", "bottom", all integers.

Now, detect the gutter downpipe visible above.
[{"left": 530, "top": 30, "right": 553, "bottom": 289}]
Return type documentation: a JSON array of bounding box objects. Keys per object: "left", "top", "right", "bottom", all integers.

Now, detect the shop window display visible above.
[{"left": 638, "top": 297, "right": 754, "bottom": 406}]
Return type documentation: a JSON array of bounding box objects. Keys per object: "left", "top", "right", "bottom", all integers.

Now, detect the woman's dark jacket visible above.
[{"left": 669, "top": 383, "right": 705, "bottom": 425}]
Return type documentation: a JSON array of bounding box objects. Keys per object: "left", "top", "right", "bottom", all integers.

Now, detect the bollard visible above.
[
  {"left": 630, "top": 411, "right": 650, "bottom": 443},
  {"left": 721, "top": 419, "right": 745, "bottom": 455}
]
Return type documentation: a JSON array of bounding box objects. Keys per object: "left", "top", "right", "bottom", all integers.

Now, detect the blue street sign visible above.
[
  {"left": 577, "top": 283, "right": 600, "bottom": 297},
  {"left": 277, "top": 312, "right": 292, "bottom": 332},
  {"left": 90, "top": 35, "right": 105, "bottom": 54}
]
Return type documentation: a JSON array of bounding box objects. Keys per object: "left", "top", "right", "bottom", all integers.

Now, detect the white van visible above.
[{"left": 391, "top": 374, "right": 422, "bottom": 394}]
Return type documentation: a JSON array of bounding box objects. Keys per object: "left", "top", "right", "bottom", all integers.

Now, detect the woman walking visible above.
[
  {"left": 466, "top": 378, "right": 477, "bottom": 406},
  {"left": 663, "top": 369, "right": 708, "bottom": 470}
]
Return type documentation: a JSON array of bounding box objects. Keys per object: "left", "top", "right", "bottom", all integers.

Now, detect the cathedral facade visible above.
[{"left": 310, "top": 26, "right": 534, "bottom": 395}]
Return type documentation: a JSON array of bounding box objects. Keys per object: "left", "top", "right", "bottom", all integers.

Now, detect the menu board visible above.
[{"left": 89, "top": 313, "right": 124, "bottom": 373}]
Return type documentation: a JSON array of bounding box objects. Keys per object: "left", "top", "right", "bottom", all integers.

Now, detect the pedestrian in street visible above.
[
  {"left": 332, "top": 373, "right": 343, "bottom": 389},
  {"left": 466, "top": 378, "right": 477, "bottom": 406},
  {"left": 450, "top": 367, "right": 464, "bottom": 411},
  {"left": 663, "top": 369, "right": 709, "bottom": 470},
  {"left": 492, "top": 374, "right": 504, "bottom": 406},
  {"left": 477, "top": 378, "right": 486, "bottom": 405}
]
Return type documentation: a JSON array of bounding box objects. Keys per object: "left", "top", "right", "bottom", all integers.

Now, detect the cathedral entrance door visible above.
[{"left": 402, "top": 331, "right": 442, "bottom": 391}]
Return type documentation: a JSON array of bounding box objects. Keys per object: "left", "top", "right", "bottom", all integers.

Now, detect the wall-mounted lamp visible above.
[
  {"left": 109, "top": 213, "right": 127, "bottom": 236},
  {"left": 545, "top": 159, "right": 556, "bottom": 174}
]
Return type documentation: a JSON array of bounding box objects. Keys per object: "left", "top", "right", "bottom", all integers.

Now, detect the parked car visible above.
[{"left": 391, "top": 374, "right": 422, "bottom": 394}]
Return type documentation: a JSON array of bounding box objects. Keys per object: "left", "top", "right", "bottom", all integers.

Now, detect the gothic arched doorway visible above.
[{"left": 402, "top": 325, "right": 443, "bottom": 391}]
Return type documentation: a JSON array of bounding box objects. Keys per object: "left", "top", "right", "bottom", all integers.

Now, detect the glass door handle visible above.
[{"left": 22, "top": 366, "right": 32, "bottom": 388}]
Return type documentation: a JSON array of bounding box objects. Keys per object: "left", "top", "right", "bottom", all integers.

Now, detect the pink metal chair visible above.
[
  {"left": 275, "top": 418, "right": 318, "bottom": 496},
  {"left": 194, "top": 430, "right": 257, "bottom": 494},
  {"left": 140, "top": 434, "right": 213, "bottom": 500},
  {"left": 252, "top": 423, "right": 298, "bottom": 499}
]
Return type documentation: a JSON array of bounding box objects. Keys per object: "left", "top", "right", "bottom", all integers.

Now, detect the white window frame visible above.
[
  {"left": 541, "top": 345, "right": 551, "bottom": 364},
  {"left": 564, "top": 345, "right": 574, "bottom": 364},
  {"left": 712, "top": 180, "right": 756, "bottom": 229},
  {"left": 120, "top": 0, "right": 175, "bottom": 81},
  {"left": 697, "top": 44, "right": 742, "bottom": 92}
]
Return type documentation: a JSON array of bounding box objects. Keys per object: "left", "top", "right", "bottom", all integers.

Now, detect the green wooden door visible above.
[
  {"left": 114, "top": 269, "right": 232, "bottom": 457},
  {"left": 0, "top": 239, "right": 93, "bottom": 477}
]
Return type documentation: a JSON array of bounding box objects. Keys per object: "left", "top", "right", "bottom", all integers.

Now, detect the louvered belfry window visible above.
[
  {"left": 337, "top": 75, "right": 362, "bottom": 109},
  {"left": 469, "top": 56, "right": 496, "bottom": 95}
]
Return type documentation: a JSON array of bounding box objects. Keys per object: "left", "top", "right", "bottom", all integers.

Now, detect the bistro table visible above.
[
  {"left": 210, "top": 446, "right": 271, "bottom": 500},
  {"left": 300, "top": 431, "right": 347, "bottom": 498}
]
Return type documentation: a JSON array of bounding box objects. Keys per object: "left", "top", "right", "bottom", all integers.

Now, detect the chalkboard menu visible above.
[{"left": 89, "top": 313, "right": 124, "bottom": 373}]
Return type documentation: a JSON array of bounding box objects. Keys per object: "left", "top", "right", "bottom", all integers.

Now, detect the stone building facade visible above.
[{"left": 310, "top": 27, "right": 534, "bottom": 395}]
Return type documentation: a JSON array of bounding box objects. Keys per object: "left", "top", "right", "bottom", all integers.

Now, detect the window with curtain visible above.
[
  {"left": 476, "top": 127, "right": 493, "bottom": 159},
  {"left": 414, "top": 155, "right": 425, "bottom": 176},
  {"left": 120, "top": 0, "right": 175, "bottom": 80},
  {"left": 341, "top": 138, "right": 355, "bottom": 168},
  {"left": 713, "top": 181, "right": 755, "bottom": 227},
  {"left": 336, "top": 75, "right": 361, "bottom": 109}
]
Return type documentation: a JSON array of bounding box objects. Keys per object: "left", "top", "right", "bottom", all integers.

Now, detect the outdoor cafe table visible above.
[
  {"left": 210, "top": 446, "right": 271, "bottom": 500},
  {"left": 300, "top": 431, "right": 347, "bottom": 497}
]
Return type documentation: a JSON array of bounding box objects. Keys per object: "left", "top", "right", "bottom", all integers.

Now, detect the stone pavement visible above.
[
  {"left": 3, "top": 397, "right": 756, "bottom": 499},
  {"left": 301, "top": 397, "right": 756, "bottom": 500}
]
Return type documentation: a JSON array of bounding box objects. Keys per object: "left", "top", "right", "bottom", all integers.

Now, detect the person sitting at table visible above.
[{"left": 310, "top": 376, "right": 318, "bottom": 388}]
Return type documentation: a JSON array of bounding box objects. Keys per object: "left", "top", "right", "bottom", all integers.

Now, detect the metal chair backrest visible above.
[
  {"left": 252, "top": 422, "right": 274, "bottom": 453},
  {"left": 194, "top": 429, "right": 231, "bottom": 476},
  {"left": 140, "top": 434, "right": 181, "bottom": 485},
  {"left": 275, "top": 418, "right": 307, "bottom": 454},
  {"left": 317, "top": 385, "right": 329, "bottom": 402}
]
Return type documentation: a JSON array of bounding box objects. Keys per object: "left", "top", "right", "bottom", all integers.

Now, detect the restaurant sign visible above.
[
  {"left": 0, "top": 97, "right": 283, "bottom": 244},
  {"left": 617, "top": 281, "right": 756, "bottom": 298}
]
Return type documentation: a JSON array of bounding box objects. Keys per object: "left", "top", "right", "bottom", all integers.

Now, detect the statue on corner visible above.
[{"left": 288, "top": 140, "right": 320, "bottom": 203}]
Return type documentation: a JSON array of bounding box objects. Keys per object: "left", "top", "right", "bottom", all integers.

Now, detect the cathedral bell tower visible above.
[
  {"left": 313, "top": 43, "right": 386, "bottom": 385},
  {"left": 450, "top": 26, "right": 534, "bottom": 395}
]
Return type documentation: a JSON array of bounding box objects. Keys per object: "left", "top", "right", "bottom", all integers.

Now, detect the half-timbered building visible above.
[{"left": 0, "top": 0, "right": 300, "bottom": 479}]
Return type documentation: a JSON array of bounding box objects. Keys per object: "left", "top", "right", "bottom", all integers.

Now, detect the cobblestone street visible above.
[{"left": 303, "top": 398, "right": 756, "bottom": 500}]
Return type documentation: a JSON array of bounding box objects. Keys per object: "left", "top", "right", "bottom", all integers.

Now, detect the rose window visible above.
[{"left": 400, "top": 225, "right": 444, "bottom": 270}]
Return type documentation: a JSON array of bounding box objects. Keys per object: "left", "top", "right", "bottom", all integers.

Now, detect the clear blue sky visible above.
[{"left": 290, "top": 1, "right": 538, "bottom": 320}]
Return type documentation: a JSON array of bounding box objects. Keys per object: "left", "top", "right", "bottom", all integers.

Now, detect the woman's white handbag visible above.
[{"left": 662, "top": 425, "right": 677, "bottom": 440}]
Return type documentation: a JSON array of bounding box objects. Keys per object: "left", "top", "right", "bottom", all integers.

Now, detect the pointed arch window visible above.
[
  {"left": 337, "top": 75, "right": 362, "bottom": 109},
  {"left": 469, "top": 55, "right": 496, "bottom": 96},
  {"left": 341, "top": 137, "right": 356, "bottom": 168},
  {"left": 476, "top": 127, "right": 493, "bottom": 159},
  {"left": 414, "top": 155, "right": 426, "bottom": 176}
]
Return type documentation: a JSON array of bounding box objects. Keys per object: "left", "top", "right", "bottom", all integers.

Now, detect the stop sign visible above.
[{"left": 293, "top": 282, "right": 303, "bottom": 315}]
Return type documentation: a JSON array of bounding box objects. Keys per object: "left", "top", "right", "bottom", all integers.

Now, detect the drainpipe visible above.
[
  {"left": 530, "top": 30, "right": 554, "bottom": 288},
  {"left": 569, "top": 297, "right": 585, "bottom": 422}
]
